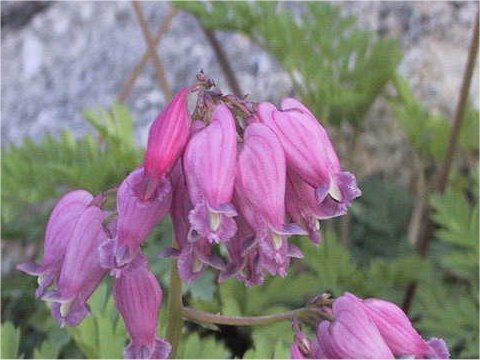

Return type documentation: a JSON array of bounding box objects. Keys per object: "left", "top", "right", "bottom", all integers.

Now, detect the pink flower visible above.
[
  {"left": 100, "top": 167, "right": 172, "bottom": 270},
  {"left": 315, "top": 293, "right": 394, "bottom": 359},
  {"left": 144, "top": 88, "right": 192, "bottom": 180},
  {"left": 362, "top": 296, "right": 450, "bottom": 359},
  {"left": 235, "top": 123, "right": 305, "bottom": 278},
  {"left": 258, "top": 99, "right": 361, "bottom": 217},
  {"left": 162, "top": 160, "right": 224, "bottom": 283},
  {"left": 183, "top": 104, "right": 238, "bottom": 244},
  {"left": 292, "top": 292, "right": 450, "bottom": 359},
  {"left": 17, "top": 190, "right": 94, "bottom": 298},
  {"left": 41, "top": 203, "right": 109, "bottom": 326},
  {"left": 114, "top": 259, "right": 171, "bottom": 359}
]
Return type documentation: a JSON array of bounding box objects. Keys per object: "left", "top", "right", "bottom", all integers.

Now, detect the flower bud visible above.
[
  {"left": 113, "top": 260, "right": 171, "bottom": 359},
  {"left": 144, "top": 88, "right": 192, "bottom": 179},
  {"left": 316, "top": 293, "right": 394, "bottom": 359},
  {"left": 17, "top": 190, "right": 94, "bottom": 298}
]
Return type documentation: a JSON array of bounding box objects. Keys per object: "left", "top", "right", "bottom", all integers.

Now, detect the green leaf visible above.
[
  {"left": 67, "top": 284, "right": 127, "bottom": 359},
  {"left": 33, "top": 330, "right": 70, "bottom": 359},
  {"left": 1, "top": 322, "right": 20, "bottom": 359},
  {"left": 177, "top": 333, "right": 230, "bottom": 359},
  {"left": 430, "top": 187, "right": 479, "bottom": 280},
  {"left": 2, "top": 104, "right": 141, "bottom": 242}
]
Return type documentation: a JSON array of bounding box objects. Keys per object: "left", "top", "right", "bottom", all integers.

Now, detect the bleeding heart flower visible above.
[
  {"left": 41, "top": 203, "right": 109, "bottom": 327},
  {"left": 99, "top": 167, "right": 172, "bottom": 271},
  {"left": 114, "top": 258, "right": 171, "bottom": 359},
  {"left": 235, "top": 123, "right": 306, "bottom": 278},
  {"left": 183, "top": 104, "right": 238, "bottom": 244},
  {"left": 17, "top": 190, "right": 94, "bottom": 298},
  {"left": 258, "top": 99, "right": 361, "bottom": 215}
]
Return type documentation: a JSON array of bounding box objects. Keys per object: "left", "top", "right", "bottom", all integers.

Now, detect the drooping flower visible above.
[
  {"left": 163, "top": 160, "right": 224, "bottom": 283},
  {"left": 258, "top": 99, "right": 361, "bottom": 216},
  {"left": 17, "top": 190, "right": 94, "bottom": 298},
  {"left": 41, "top": 203, "right": 109, "bottom": 326},
  {"left": 361, "top": 295, "right": 450, "bottom": 359},
  {"left": 183, "top": 104, "right": 238, "bottom": 244},
  {"left": 100, "top": 167, "right": 172, "bottom": 270},
  {"left": 113, "top": 259, "right": 171, "bottom": 359},
  {"left": 235, "top": 123, "right": 306, "bottom": 277},
  {"left": 144, "top": 88, "right": 192, "bottom": 181},
  {"left": 292, "top": 292, "right": 450, "bottom": 359},
  {"left": 315, "top": 293, "right": 394, "bottom": 359}
]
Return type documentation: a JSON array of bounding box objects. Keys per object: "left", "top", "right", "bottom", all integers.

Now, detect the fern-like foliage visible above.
[
  {"left": 1, "top": 103, "right": 142, "bottom": 241},
  {"left": 414, "top": 170, "right": 479, "bottom": 358},
  {"left": 390, "top": 75, "right": 479, "bottom": 164},
  {"left": 430, "top": 189, "right": 479, "bottom": 280},
  {"left": 176, "top": 1, "right": 401, "bottom": 126}
]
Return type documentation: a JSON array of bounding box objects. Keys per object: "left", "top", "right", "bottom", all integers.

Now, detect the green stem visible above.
[
  {"left": 181, "top": 307, "right": 333, "bottom": 326},
  {"left": 166, "top": 259, "right": 183, "bottom": 358}
]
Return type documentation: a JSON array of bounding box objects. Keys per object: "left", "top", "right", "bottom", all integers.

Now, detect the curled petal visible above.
[
  {"left": 427, "top": 338, "right": 450, "bottom": 359},
  {"left": 114, "top": 260, "right": 170, "bottom": 359},
  {"left": 188, "top": 201, "right": 237, "bottom": 244},
  {"left": 124, "top": 337, "right": 172, "bottom": 360}
]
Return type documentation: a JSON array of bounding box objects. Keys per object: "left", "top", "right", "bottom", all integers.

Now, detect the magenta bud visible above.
[
  {"left": 17, "top": 190, "right": 94, "bottom": 298},
  {"left": 114, "top": 261, "right": 171, "bottom": 359},
  {"left": 363, "top": 297, "right": 450, "bottom": 358},
  {"left": 183, "top": 104, "right": 238, "bottom": 244},
  {"left": 316, "top": 293, "right": 394, "bottom": 359},
  {"left": 100, "top": 167, "right": 172, "bottom": 269},
  {"left": 144, "top": 88, "right": 192, "bottom": 179},
  {"left": 43, "top": 203, "right": 108, "bottom": 326}
]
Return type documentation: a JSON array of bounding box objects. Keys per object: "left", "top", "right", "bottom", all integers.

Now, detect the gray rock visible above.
[{"left": 1, "top": 1, "right": 477, "bottom": 153}]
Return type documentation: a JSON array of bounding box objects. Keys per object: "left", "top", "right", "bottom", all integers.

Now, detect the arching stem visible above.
[{"left": 181, "top": 306, "right": 333, "bottom": 326}]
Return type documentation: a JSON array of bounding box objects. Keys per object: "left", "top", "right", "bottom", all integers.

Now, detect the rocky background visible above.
[{"left": 2, "top": 1, "right": 478, "bottom": 157}]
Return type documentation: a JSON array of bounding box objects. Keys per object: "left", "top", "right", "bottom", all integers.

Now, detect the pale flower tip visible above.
[
  {"left": 16, "top": 261, "right": 42, "bottom": 276},
  {"left": 427, "top": 338, "right": 450, "bottom": 359}
]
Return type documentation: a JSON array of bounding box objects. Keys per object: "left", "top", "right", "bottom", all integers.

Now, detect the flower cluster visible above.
[
  {"left": 157, "top": 88, "right": 361, "bottom": 286},
  {"left": 18, "top": 78, "right": 361, "bottom": 359},
  {"left": 291, "top": 292, "right": 450, "bottom": 359}
]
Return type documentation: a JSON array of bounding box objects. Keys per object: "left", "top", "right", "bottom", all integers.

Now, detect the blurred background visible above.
[{"left": 1, "top": 1, "right": 479, "bottom": 359}]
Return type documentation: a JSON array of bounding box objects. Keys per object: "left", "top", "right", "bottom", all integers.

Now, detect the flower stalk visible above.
[
  {"left": 181, "top": 306, "right": 334, "bottom": 327},
  {"left": 166, "top": 257, "right": 184, "bottom": 358}
]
